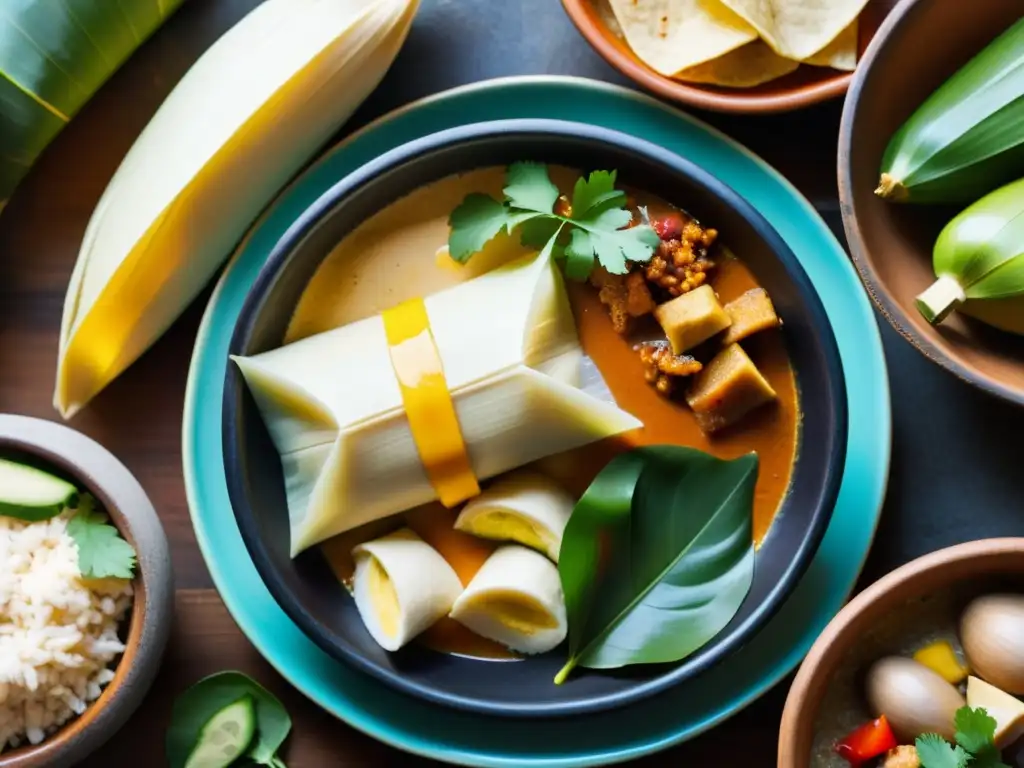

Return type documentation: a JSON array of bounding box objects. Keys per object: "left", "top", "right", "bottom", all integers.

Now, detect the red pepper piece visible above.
[
  {"left": 834, "top": 716, "right": 898, "bottom": 766},
  {"left": 652, "top": 211, "right": 685, "bottom": 241}
]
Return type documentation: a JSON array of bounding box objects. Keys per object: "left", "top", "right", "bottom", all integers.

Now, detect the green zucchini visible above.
[
  {"left": 183, "top": 695, "right": 256, "bottom": 768},
  {"left": 916, "top": 176, "right": 1024, "bottom": 333},
  {"left": 0, "top": 458, "right": 78, "bottom": 521},
  {"left": 876, "top": 17, "right": 1024, "bottom": 204}
]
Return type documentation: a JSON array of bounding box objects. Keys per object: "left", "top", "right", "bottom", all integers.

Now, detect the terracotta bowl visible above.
[
  {"left": 839, "top": 0, "right": 1024, "bottom": 406},
  {"left": 0, "top": 415, "right": 173, "bottom": 768},
  {"left": 560, "top": 0, "right": 896, "bottom": 114},
  {"left": 777, "top": 538, "right": 1024, "bottom": 767}
]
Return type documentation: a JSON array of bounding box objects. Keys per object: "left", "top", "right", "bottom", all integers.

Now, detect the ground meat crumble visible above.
[
  {"left": 588, "top": 207, "right": 718, "bottom": 396},
  {"left": 636, "top": 341, "right": 703, "bottom": 396}
]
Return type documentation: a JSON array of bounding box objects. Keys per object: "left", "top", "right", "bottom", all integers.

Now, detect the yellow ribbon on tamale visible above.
[{"left": 382, "top": 297, "right": 480, "bottom": 507}]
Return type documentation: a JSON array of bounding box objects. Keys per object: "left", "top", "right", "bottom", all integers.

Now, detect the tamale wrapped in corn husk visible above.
[
  {"left": 55, "top": 0, "right": 419, "bottom": 418},
  {"left": 232, "top": 251, "right": 642, "bottom": 556}
]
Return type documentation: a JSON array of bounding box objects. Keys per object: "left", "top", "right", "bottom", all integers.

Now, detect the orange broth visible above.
[{"left": 286, "top": 167, "right": 799, "bottom": 660}]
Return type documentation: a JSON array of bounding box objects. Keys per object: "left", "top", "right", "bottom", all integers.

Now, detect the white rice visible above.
[{"left": 0, "top": 510, "right": 133, "bottom": 753}]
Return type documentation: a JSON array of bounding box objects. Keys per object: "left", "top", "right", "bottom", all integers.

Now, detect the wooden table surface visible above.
[{"left": 5, "top": 1, "right": 1024, "bottom": 766}]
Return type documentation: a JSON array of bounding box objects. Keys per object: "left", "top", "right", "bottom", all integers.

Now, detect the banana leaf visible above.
[{"left": 0, "top": 0, "right": 186, "bottom": 210}]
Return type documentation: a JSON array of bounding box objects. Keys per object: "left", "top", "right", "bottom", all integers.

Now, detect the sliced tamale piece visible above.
[
  {"left": 721, "top": 288, "right": 780, "bottom": 345},
  {"left": 686, "top": 343, "right": 777, "bottom": 434}
]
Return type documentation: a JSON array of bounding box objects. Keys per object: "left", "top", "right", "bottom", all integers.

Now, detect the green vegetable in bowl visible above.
[
  {"left": 915, "top": 706, "right": 1010, "bottom": 768},
  {"left": 0, "top": 458, "right": 78, "bottom": 521},
  {"left": 554, "top": 446, "right": 757, "bottom": 684},
  {"left": 448, "top": 162, "right": 660, "bottom": 280},
  {"left": 167, "top": 671, "right": 291, "bottom": 768},
  {"left": 914, "top": 177, "right": 1024, "bottom": 333},
  {"left": 875, "top": 17, "right": 1024, "bottom": 205}
]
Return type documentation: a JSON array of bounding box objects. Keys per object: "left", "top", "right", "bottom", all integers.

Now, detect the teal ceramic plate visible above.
[{"left": 183, "top": 76, "right": 890, "bottom": 766}]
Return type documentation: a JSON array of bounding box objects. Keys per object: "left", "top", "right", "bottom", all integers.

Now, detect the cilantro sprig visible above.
[
  {"left": 916, "top": 707, "right": 1011, "bottom": 768},
  {"left": 68, "top": 494, "right": 137, "bottom": 580},
  {"left": 447, "top": 163, "right": 660, "bottom": 280}
]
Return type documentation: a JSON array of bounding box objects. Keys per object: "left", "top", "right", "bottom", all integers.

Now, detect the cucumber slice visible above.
[
  {"left": 0, "top": 458, "right": 78, "bottom": 521},
  {"left": 183, "top": 695, "right": 256, "bottom": 768}
]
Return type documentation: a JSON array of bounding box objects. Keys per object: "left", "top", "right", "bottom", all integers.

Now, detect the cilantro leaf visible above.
[
  {"left": 972, "top": 744, "right": 1012, "bottom": 768},
  {"left": 916, "top": 734, "right": 971, "bottom": 768},
  {"left": 571, "top": 170, "right": 626, "bottom": 219},
  {"left": 67, "top": 503, "right": 137, "bottom": 580},
  {"left": 564, "top": 229, "right": 597, "bottom": 280},
  {"left": 537, "top": 222, "right": 566, "bottom": 264},
  {"left": 586, "top": 221, "right": 660, "bottom": 275},
  {"left": 503, "top": 162, "right": 559, "bottom": 213},
  {"left": 520, "top": 217, "right": 562, "bottom": 249},
  {"left": 447, "top": 193, "right": 513, "bottom": 263},
  {"left": 505, "top": 210, "right": 546, "bottom": 234},
  {"left": 448, "top": 163, "right": 661, "bottom": 279},
  {"left": 956, "top": 706, "right": 999, "bottom": 754}
]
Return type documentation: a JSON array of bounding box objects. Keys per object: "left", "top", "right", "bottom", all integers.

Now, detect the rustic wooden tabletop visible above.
[{"left": 3, "top": 1, "right": 1024, "bottom": 766}]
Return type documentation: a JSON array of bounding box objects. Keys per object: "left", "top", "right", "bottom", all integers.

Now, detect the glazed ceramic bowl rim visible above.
[
  {"left": 559, "top": 0, "right": 853, "bottom": 114},
  {"left": 778, "top": 537, "right": 1024, "bottom": 767},
  {"left": 0, "top": 415, "right": 172, "bottom": 768},
  {"left": 223, "top": 117, "right": 847, "bottom": 717},
  {"left": 837, "top": 0, "right": 1024, "bottom": 407}
]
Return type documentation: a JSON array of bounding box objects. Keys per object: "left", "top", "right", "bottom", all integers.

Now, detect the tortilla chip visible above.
[
  {"left": 674, "top": 40, "right": 800, "bottom": 87},
  {"left": 718, "top": 0, "right": 869, "bottom": 61},
  {"left": 802, "top": 19, "right": 858, "bottom": 71},
  {"left": 606, "top": 0, "right": 758, "bottom": 76}
]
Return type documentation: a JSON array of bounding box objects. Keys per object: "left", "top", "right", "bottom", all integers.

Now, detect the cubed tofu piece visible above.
[
  {"left": 686, "top": 343, "right": 777, "bottom": 434},
  {"left": 653, "top": 284, "right": 731, "bottom": 355},
  {"left": 966, "top": 675, "right": 1024, "bottom": 748},
  {"left": 721, "top": 287, "right": 780, "bottom": 345}
]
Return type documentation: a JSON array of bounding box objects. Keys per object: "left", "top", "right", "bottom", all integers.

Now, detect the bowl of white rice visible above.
[{"left": 0, "top": 415, "right": 172, "bottom": 768}]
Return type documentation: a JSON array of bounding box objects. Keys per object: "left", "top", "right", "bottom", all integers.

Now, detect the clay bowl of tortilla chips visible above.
[{"left": 562, "top": 0, "right": 897, "bottom": 114}]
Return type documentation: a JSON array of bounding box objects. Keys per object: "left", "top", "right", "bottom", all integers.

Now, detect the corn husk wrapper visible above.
[
  {"left": 54, "top": 0, "right": 420, "bottom": 419},
  {"left": 232, "top": 251, "right": 642, "bottom": 556},
  {"left": 0, "top": 0, "right": 185, "bottom": 212}
]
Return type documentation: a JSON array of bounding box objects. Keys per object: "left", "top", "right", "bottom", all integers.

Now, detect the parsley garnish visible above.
[
  {"left": 67, "top": 495, "right": 137, "bottom": 579},
  {"left": 916, "top": 707, "right": 1011, "bottom": 768},
  {"left": 447, "top": 163, "right": 660, "bottom": 280},
  {"left": 916, "top": 734, "right": 971, "bottom": 768}
]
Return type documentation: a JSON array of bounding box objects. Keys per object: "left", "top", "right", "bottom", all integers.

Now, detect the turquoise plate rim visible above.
[{"left": 183, "top": 75, "right": 891, "bottom": 767}]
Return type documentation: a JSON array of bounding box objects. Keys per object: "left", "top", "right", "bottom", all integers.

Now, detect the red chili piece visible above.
[
  {"left": 834, "top": 716, "right": 898, "bottom": 766},
  {"left": 652, "top": 211, "right": 685, "bottom": 241}
]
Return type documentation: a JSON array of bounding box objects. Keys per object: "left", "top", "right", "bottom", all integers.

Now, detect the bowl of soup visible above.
[
  {"left": 222, "top": 118, "right": 847, "bottom": 717},
  {"left": 779, "top": 539, "right": 1024, "bottom": 768}
]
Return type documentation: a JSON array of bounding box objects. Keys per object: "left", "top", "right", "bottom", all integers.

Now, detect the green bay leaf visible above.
[{"left": 556, "top": 446, "right": 757, "bottom": 683}]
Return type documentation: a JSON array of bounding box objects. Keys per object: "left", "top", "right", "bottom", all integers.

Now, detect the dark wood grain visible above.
[{"left": 0, "top": 1, "right": 971, "bottom": 767}]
